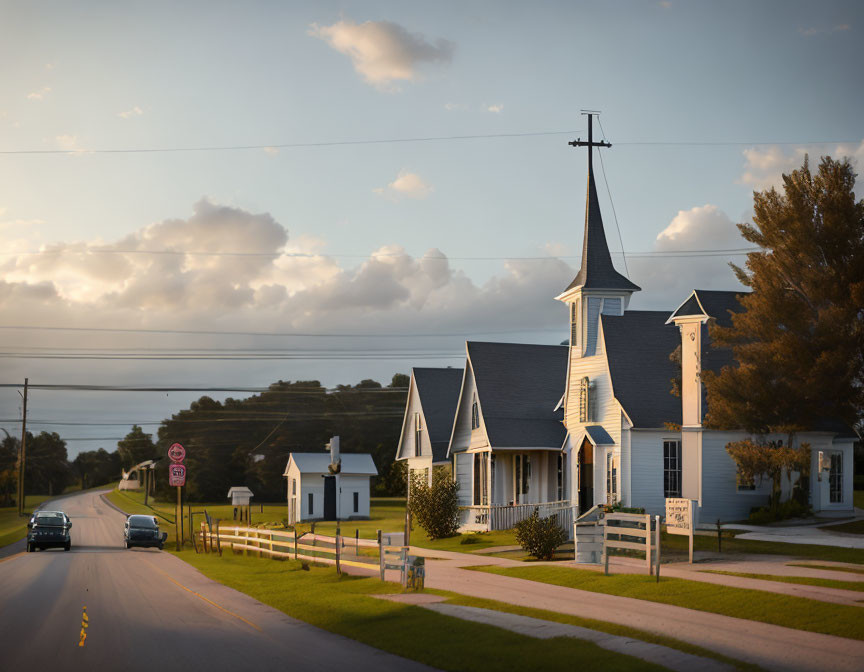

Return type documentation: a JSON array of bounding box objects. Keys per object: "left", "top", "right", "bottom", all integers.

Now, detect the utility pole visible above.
[
  {"left": 17, "top": 378, "right": 29, "bottom": 516},
  {"left": 568, "top": 110, "right": 611, "bottom": 174}
]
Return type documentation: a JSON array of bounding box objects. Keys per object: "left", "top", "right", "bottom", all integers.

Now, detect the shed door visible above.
[{"left": 323, "top": 476, "right": 337, "bottom": 520}]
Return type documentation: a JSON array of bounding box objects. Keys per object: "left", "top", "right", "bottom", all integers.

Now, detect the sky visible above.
[{"left": 1, "top": 0, "right": 862, "bottom": 457}]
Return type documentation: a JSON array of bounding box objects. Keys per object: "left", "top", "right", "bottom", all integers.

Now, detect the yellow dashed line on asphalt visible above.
[
  {"left": 141, "top": 558, "right": 261, "bottom": 632},
  {"left": 79, "top": 606, "right": 88, "bottom": 647}
]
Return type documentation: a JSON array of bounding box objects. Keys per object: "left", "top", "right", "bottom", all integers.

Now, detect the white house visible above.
[
  {"left": 395, "top": 367, "right": 463, "bottom": 491},
  {"left": 446, "top": 341, "right": 571, "bottom": 531},
  {"left": 283, "top": 437, "right": 378, "bottom": 523}
]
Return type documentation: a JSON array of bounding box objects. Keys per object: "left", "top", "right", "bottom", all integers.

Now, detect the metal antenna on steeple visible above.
[{"left": 569, "top": 110, "right": 611, "bottom": 174}]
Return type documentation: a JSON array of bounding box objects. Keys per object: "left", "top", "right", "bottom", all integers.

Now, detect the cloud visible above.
[
  {"left": 738, "top": 141, "right": 864, "bottom": 190},
  {"left": 486, "top": 104, "right": 504, "bottom": 114},
  {"left": 263, "top": 146, "right": 280, "bottom": 156},
  {"left": 27, "top": 86, "right": 51, "bottom": 101},
  {"left": 55, "top": 135, "right": 79, "bottom": 151},
  {"left": 118, "top": 106, "right": 143, "bottom": 119},
  {"left": 373, "top": 170, "right": 433, "bottom": 200},
  {"left": 799, "top": 24, "right": 852, "bottom": 36},
  {"left": 309, "top": 18, "right": 453, "bottom": 90},
  {"left": 444, "top": 102, "right": 467, "bottom": 111}
]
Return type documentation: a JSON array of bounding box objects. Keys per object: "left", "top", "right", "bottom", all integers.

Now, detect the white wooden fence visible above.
[
  {"left": 602, "top": 512, "right": 661, "bottom": 580},
  {"left": 199, "top": 522, "right": 410, "bottom": 581}
]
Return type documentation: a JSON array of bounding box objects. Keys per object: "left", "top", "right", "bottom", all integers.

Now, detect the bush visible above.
[
  {"left": 514, "top": 508, "right": 567, "bottom": 560},
  {"left": 748, "top": 498, "right": 811, "bottom": 524},
  {"left": 408, "top": 469, "right": 460, "bottom": 540}
]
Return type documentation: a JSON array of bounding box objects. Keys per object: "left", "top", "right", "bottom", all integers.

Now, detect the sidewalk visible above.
[
  {"left": 724, "top": 511, "right": 864, "bottom": 548},
  {"left": 419, "top": 560, "right": 864, "bottom": 672}
]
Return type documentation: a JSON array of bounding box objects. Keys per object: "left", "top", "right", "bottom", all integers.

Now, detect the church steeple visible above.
[{"left": 563, "top": 114, "right": 640, "bottom": 294}]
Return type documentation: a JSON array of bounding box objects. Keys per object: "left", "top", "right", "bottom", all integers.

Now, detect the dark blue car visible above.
[
  {"left": 27, "top": 511, "right": 72, "bottom": 552},
  {"left": 124, "top": 515, "right": 167, "bottom": 549}
]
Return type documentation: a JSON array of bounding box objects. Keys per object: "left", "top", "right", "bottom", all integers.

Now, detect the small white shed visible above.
[
  {"left": 283, "top": 437, "right": 378, "bottom": 523},
  {"left": 227, "top": 486, "right": 254, "bottom": 506}
]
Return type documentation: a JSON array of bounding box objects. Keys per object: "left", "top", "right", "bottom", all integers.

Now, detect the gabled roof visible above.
[
  {"left": 227, "top": 486, "right": 253, "bottom": 496},
  {"left": 668, "top": 289, "right": 747, "bottom": 327},
  {"left": 584, "top": 425, "right": 615, "bottom": 446},
  {"left": 413, "top": 367, "right": 463, "bottom": 463},
  {"left": 602, "top": 311, "right": 681, "bottom": 429},
  {"left": 563, "top": 171, "right": 641, "bottom": 294},
  {"left": 284, "top": 453, "right": 378, "bottom": 476},
  {"left": 467, "top": 341, "right": 567, "bottom": 448}
]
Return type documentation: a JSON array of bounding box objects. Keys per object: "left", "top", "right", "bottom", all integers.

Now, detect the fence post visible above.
[
  {"left": 644, "top": 514, "right": 652, "bottom": 574},
  {"left": 215, "top": 520, "right": 222, "bottom": 557},
  {"left": 654, "top": 515, "right": 661, "bottom": 583},
  {"left": 400, "top": 547, "right": 408, "bottom": 587},
  {"left": 335, "top": 526, "right": 342, "bottom": 575},
  {"left": 603, "top": 523, "right": 609, "bottom": 576},
  {"left": 377, "top": 530, "right": 384, "bottom": 581},
  {"left": 716, "top": 518, "right": 722, "bottom": 553},
  {"left": 293, "top": 529, "right": 298, "bottom": 560},
  {"left": 355, "top": 529, "right": 359, "bottom": 556}
]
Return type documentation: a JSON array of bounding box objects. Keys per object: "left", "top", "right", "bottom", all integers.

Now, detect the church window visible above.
[
  {"left": 584, "top": 297, "right": 602, "bottom": 356},
  {"left": 606, "top": 451, "right": 618, "bottom": 504},
  {"left": 579, "top": 377, "right": 596, "bottom": 422},
  {"left": 663, "top": 440, "right": 682, "bottom": 497},
  {"left": 570, "top": 300, "right": 580, "bottom": 348},
  {"left": 471, "top": 394, "right": 480, "bottom": 430},
  {"left": 414, "top": 412, "right": 422, "bottom": 456}
]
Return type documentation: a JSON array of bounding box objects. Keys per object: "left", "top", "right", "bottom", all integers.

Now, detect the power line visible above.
[
  {"left": 0, "top": 383, "right": 410, "bottom": 393},
  {"left": 596, "top": 117, "right": 629, "bottom": 278},
  {"left": 0, "top": 130, "right": 583, "bottom": 156}
]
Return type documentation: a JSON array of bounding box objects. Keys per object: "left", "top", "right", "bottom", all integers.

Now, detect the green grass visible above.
[
  {"left": 170, "top": 549, "right": 667, "bottom": 672},
  {"left": 470, "top": 565, "right": 864, "bottom": 641},
  {"left": 788, "top": 563, "right": 864, "bottom": 577},
  {"left": 660, "top": 527, "right": 864, "bottom": 564},
  {"left": 701, "top": 570, "right": 864, "bottom": 593},
  {"left": 854, "top": 491, "right": 863, "bottom": 510},
  {"left": 819, "top": 519, "right": 864, "bottom": 535},
  {"left": 436, "top": 592, "right": 759, "bottom": 672}
]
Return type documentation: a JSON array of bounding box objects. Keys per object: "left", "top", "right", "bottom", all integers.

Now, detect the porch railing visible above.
[{"left": 458, "top": 500, "right": 577, "bottom": 532}]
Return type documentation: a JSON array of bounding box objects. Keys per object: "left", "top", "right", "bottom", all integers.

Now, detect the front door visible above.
[
  {"left": 578, "top": 438, "right": 593, "bottom": 512},
  {"left": 323, "top": 476, "right": 337, "bottom": 520}
]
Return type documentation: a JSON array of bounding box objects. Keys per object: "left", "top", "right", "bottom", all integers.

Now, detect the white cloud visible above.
[
  {"left": 118, "top": 106, "right": 143, "bottom": 119},
  {"left": 27, "top": 86, "right": 51, "bottom": 101},
  {"left": 444, "top": 102, "right": 467, "bottom": 111},
  {"left": 738, "top": 141, "right": 864, "bottom": 190},
  {"left": 486, "top": 104, "right": 504, "bottom": 114},
  {"left": 373, "top": 170, "right": 433, "bottom": 200},
  {"left": 309, "top": 18, "right": 453, "bottom": 91},
  {"left": 263, "top": 146, "right": 280, "bottom": 156}
]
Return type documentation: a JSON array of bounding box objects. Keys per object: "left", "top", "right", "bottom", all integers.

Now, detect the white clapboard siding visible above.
[{"left": 455, "top": 452, "right": 473, "bottom": 506}]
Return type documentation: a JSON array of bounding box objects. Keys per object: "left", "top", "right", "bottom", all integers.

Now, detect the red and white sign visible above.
[
  {"left": 168, "top": 463, "right": 186, "bottom": 487},
  {"left": 167, "top": 443, "right": 186, "bottom": 463}
]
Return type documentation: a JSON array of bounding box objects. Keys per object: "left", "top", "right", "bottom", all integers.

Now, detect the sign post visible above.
[
  {"left": 168, "top": 443, "right": 186, "bottom": 551},
  {"left": 665, "top": 498, "right": 696, "bottom": 564}
]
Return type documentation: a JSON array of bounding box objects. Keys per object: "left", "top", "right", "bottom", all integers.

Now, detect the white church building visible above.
[{"left": 397, "top": 115, "right": 857, "bottom": 530}]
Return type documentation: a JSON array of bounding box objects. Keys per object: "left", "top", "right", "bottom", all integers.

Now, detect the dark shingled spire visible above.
[{"left": 564, "top": 114, "right": 641, "bottom": 294}]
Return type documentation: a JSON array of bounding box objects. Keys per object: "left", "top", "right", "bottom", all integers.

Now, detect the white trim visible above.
[
  {"left": 666, "top": 289, "right": 711, "bottom": 325},
  {"left": 394, "top": 373, "right": 417, "bottom": 461}
]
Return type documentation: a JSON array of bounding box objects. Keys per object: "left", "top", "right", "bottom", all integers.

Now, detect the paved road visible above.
[{"left": 0, "top": 490, "right": 433, "bottom": 672}]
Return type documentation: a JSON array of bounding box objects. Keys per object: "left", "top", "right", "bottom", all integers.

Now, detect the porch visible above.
[{"left": 458, "top": 499, "right": 578, "bottom": 533}]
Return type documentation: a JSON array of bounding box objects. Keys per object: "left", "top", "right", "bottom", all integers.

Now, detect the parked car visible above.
[
  {"left": 27, "top": 511, "right": 72, "bottom": 552},
  {"left": 124, "top": 515, "right": 167, "bottom": 549}
]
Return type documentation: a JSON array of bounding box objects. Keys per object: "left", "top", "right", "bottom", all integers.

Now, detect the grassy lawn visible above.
[
  {"left": 470, "top": 565, "right": 864, "bottom": 641},
  {"left": 819, "top": 519, "right": 864, "bottom": 534},
  {"left": 854, "top": 490, "right": 863, "bottom": 510},
  {"left": 789, "top": 563, "right": 864, "bottom": 577},
  {"left": 701, "top": 569, "right": 864, "bottom": 592},
  {"left": 170, "top": 549, "right": 667, "bottom": 672}
]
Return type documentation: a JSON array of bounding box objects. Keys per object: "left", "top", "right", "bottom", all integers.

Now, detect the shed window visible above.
[
  {"left": 663, "top": 440, "right": 682, "bottom": 498},
  {"left": 308, "top": 492, "right": 313, "bottom": 515},
  {"left": 829, "top": 453, "right": 843, "bottom": 503},
  {"left": 353, "top": 491, "right": 359, "bottom": 513}
]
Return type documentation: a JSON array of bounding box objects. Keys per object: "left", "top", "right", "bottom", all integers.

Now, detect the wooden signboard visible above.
[{"left": 665, "top": 498, "right": 696, "bottom": 563}]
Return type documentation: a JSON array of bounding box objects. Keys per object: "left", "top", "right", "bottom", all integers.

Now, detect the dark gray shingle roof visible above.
[
  {"left": 413, "top": 367, "right": 464, "bottom": 463},
  {"left": 585, "top": 425, "right": 615, "bottom": 445},
  {"left": 564, "top": 172, "right": 641, "bottom": 293},
  {"left": 467, "top": 341, "right": 568, "bottom": 448},
  {"left": 602, "top": 311, "right": 681, "bottom": 428}
]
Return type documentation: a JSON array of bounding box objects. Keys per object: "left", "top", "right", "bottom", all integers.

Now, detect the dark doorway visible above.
[
  {"left": 578, "top": 438, "right": 594, "bottom": 512},
  {"left": 323, "top": 476, "right": 337, "bottom": 520}
]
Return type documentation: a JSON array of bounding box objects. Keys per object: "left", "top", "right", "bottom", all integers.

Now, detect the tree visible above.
[
  {"left": 408, "top": 468, "right": 459, "bottom": 539},
  {"left": 117, "top": 425, "right": 157, "bottom": 470},
  {"left": 389, "top": 373, "right": 410, "bottom": 389},
  {"left": 514, "top": 508, "right": 567, "bottom": 560},
  {"left": 0, "top": 432, "right": 18, "bottom": 506},
  {"left": 704, "top": 156, "right": 864, "bottom": 436},
  {"left": 24, "top": 432, "right": 72, "bottom": 496},
  {"left": 73, "top": 448, "right": 122, "bottom": 489}
]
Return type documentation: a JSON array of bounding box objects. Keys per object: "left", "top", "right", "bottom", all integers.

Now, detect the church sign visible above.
[{"left": 665, "top": 497, "right": 696, "bottom": 563}]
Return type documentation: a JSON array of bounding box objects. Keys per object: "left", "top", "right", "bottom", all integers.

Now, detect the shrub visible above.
[
  {"left": 460, "top": 534, "right": 482, "bottom": 545},
  {"left": 408, "top": 469, "right": 460, "bottom": 540},
  {"left": 514, "top": 508, "right": 567, "bottom": 560},
  {"left": 748, "top": 498, "right": 811, "bottom": 524}
]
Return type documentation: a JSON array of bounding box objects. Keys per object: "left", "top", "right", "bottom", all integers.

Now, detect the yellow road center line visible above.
[
  {"left": 79, "top": 607, "right": 88, "bottom": 647},
  {"left": 141, "top": 559, "right": 261, "bottom": 632}
]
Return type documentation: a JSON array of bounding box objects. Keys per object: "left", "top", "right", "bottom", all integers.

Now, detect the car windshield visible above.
[
  {"left": 129, "top": 516, "right": 157, "bottom": 529},
  {"left": 35, "top": 514, "right": 65, "bottom": 526}
]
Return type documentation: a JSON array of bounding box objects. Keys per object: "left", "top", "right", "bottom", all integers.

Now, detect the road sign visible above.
[
  {"left": 169, "top": 463, "right": 187, "bottom": 487},
  {"left": 168, "top": 443, "right": 186, "bottom": 463}
]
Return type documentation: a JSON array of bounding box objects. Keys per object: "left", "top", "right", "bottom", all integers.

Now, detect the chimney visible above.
[{"left": 329, "top": 436, "right": 340, "bottom": 464}]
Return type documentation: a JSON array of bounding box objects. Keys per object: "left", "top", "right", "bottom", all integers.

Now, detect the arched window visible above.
[
  {"left": 579, "top": 377, "right": 589, "bottom": 422},
  {"left": 471, "top": 394, "right": 480, "bottom": 429}
]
